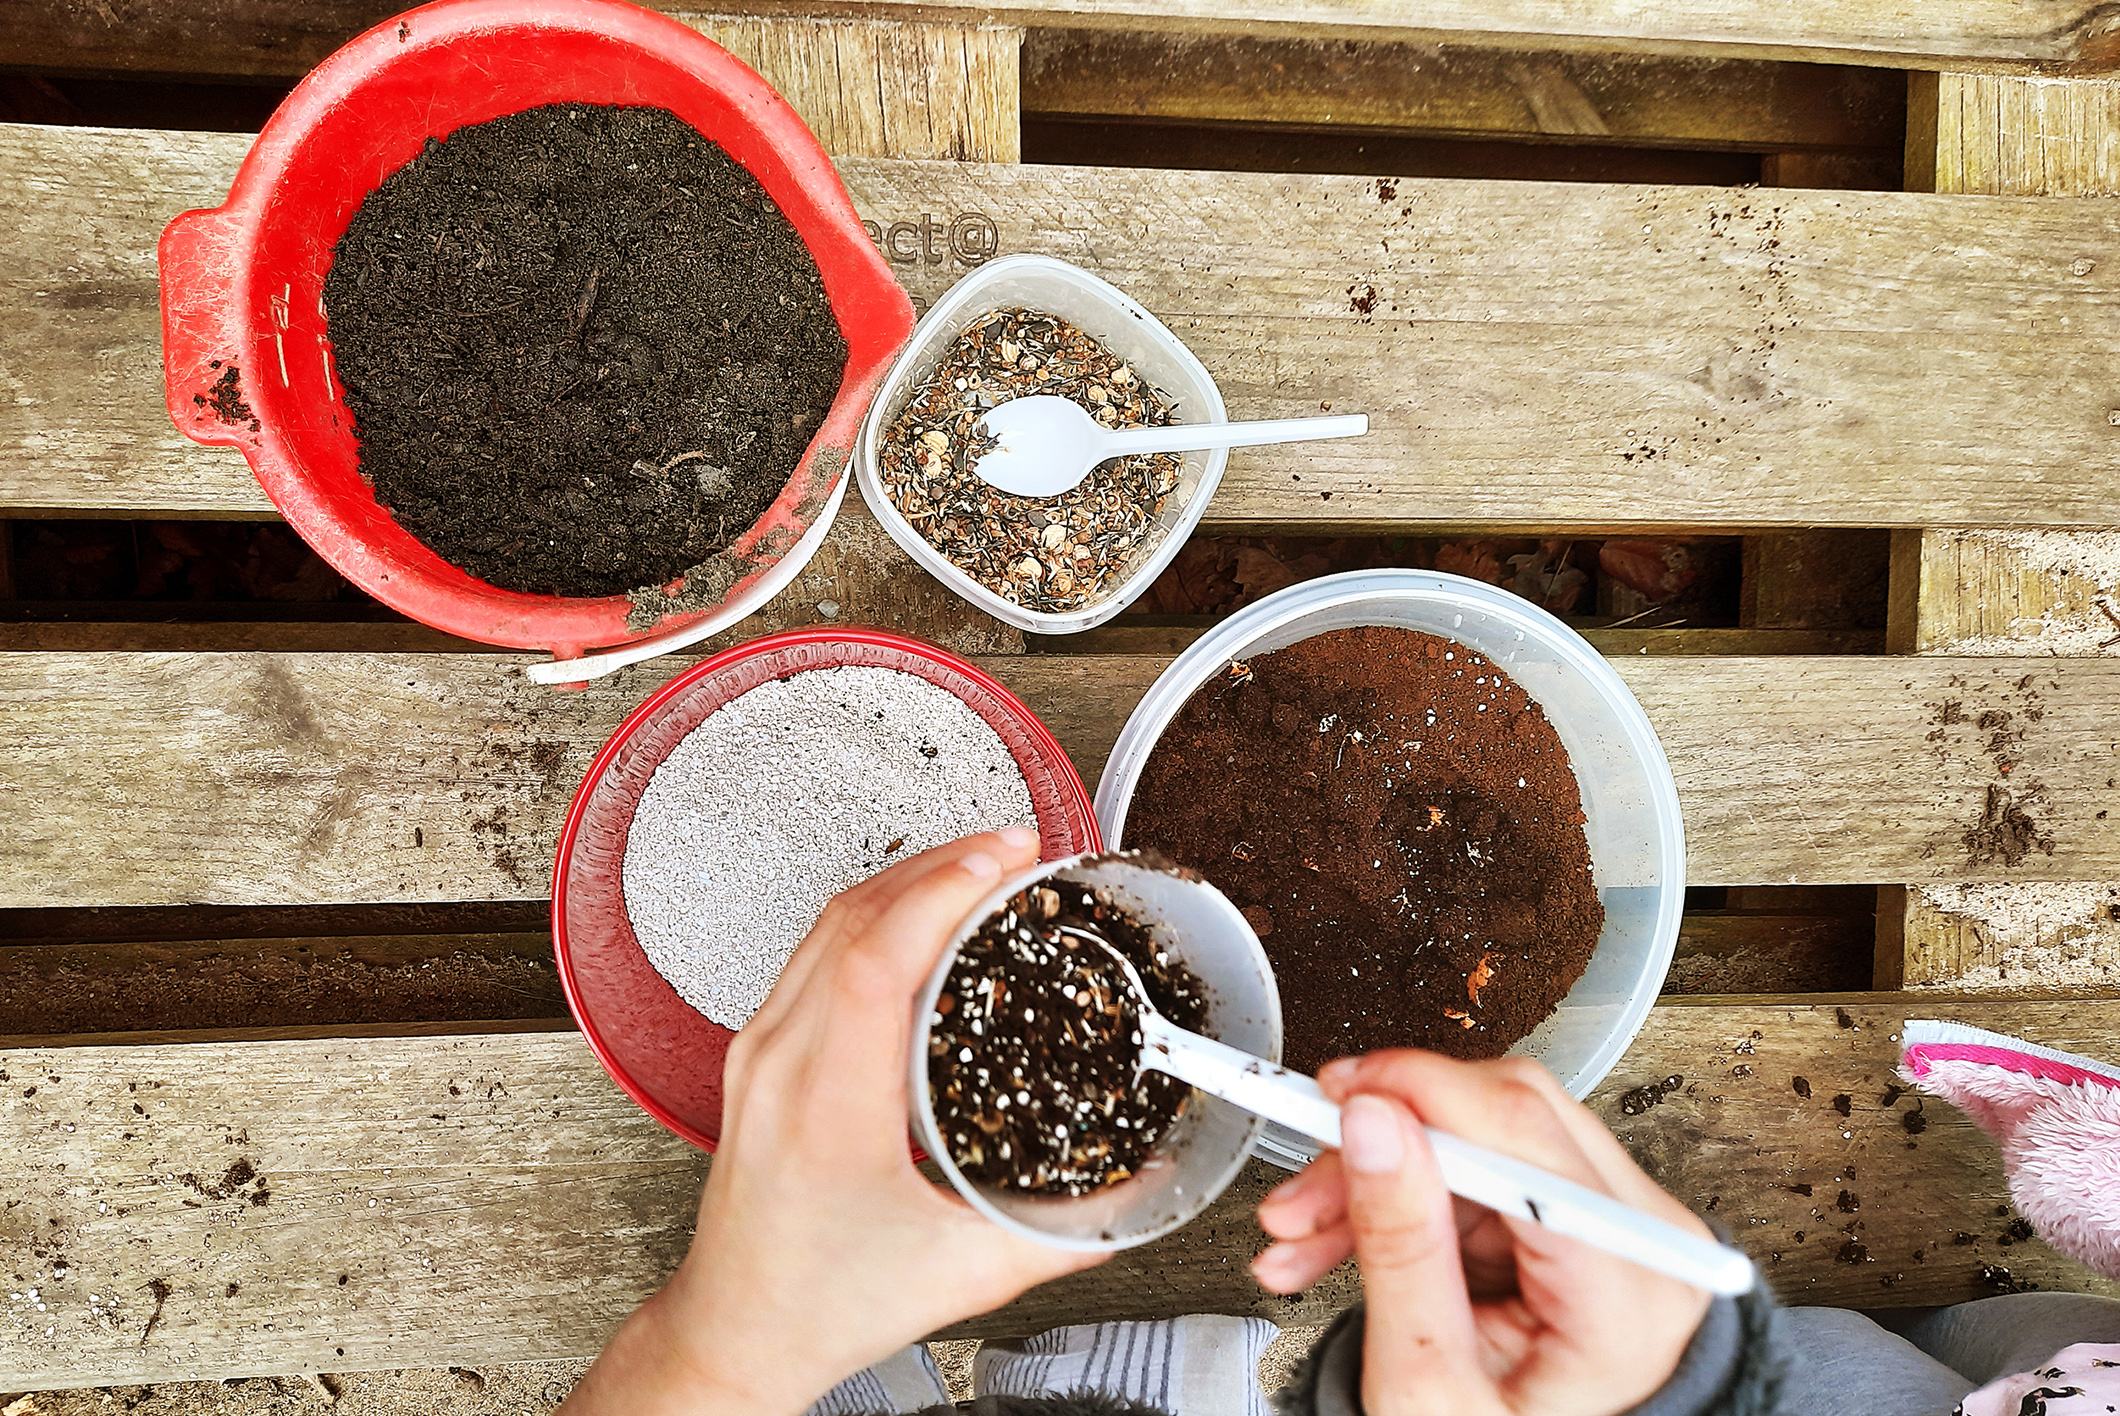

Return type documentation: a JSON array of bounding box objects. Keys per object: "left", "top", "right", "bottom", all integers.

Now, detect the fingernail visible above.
[
  {"left": 1261, "top": 1172, "right": 1307, "bottom": 1207},
  {"left": 1318, "top": 1057, "right": 1357, "bottom": 1087},
  {"left": 961, "top": 851, "right": 1003, "bottom": 881},
  {"left": 1250, "top": 1244, "right": 1295, "bottom": 1280},
  {"left": 998, "top": 824, "right": 1039, "bottom": 850},
  {"left": 1340, "top": 1095, "right": 1406, "bottom": 1174}
]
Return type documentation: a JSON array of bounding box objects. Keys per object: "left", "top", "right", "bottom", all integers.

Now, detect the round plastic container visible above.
[
  {"left": 159, "top": 0, "right": 916, "bottom": 681},
  {"left": 552, "top": 627, "right": 1100, "bottom": 1150},
  {"left": 1094, "top": 570, "right": 1686, "bottom": 1170},
  {"left": 910, "top": 853, "right": 1281, "bottom": 1251},
  {"left": 855, "top": 255, "right": 1228, "bottom": 636}
]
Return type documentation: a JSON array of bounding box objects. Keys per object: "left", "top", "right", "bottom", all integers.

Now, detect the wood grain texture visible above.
[
  {"left": 687, "top": 16, "right": 1021, "bottom": 162},
  {"left": 17, "top": 123, "right": 2120, "bottom": 529},
  {"left": 3, "top": 651, "right": 2117, "bottom": 909},
  {"left": 1886, "top": 527, "right": 2120, "bottom": 655},
  {"left": 1594, "top": 995, "right": 2120, "bottom": 1308},
  {"left": 1898, "top": 884, "right": 2120, "bottom": 990},
  {"left": 1023, "top": 31, "right": 1905, "bottom": 153},
  {"left": 1911, "top": 70, "right": 2120, "bottom": 195},
  {"left": 9, "top": 0, "right": 2120, "bottom": 78},
  {"left": 1892, "top": 73, "right": 2120, "bottom": 992},
  {"left": 4, "top": 995, "right": 2111, "bottom": 1388}
]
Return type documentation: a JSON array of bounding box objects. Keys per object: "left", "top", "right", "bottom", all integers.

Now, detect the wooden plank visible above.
[
  {"left": 1909, "top": 71, "right": 2120, "bottom": 196},
  {"left": 1597, "top": 995, "right": 2120, "bottom": 1308},
  {"left": 18, "top": 126, "right": 2120, "bottom": 530},
  {"left": 1740, "top": 531, "right": 1891, "bottom": 631},
  {"left": 1890, "top": 73, "right": 2120, "bottom": 993},
  {"left": 1024, "top": 32, "right": 1905, "bottom": 154},
  {"left": 4, "top": 651, "right": 2119, "bottom": 909},
  {"left": 8, "top": 0, "right": 2120, "bottom": 78},
  {"left": 1886, "top": 528, "right": 2120, "bottom": 656},
  {"left": 687, "top": 17, "right": 1021, "bottom": 163},
  {"left": 1898, "top": 884, "right": 2120, "bottom": 991},
  {"left": 3, "top": 995, "right": 2110, "bottom": 1388}
]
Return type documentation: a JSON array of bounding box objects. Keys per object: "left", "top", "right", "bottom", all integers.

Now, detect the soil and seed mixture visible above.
[
  {"left": 928, "top": 877, "right": 1208, "bottom": 1195},
  {"left": 325, "top": 104, "right": 848, "bottom": 598},
  {"left": 1126, "top": 626, "right": 1603, "bottom": 1074},
  {"left": 878, "top": 307, "right": 1182, "bottom": 613}
]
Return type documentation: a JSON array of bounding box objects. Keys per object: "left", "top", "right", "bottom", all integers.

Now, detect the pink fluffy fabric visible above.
[{"left": 1900, "top": 1022, "right": 2120, "bottom": 1280}]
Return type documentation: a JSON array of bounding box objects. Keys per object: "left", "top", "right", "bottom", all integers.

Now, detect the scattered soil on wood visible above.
[
  {"left": 12, "top": 1361, "right": 591, "bottom": 1415},
  {"left": 1126, "top": 626, "right": 1603, "bottom": 1073},
  {"left": 325, "top": 103, "right": 848, "bottom": 598}
]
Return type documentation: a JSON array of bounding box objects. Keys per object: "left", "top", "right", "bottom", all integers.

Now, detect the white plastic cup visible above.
[
  {"left": 1094, "top": 570, "right": 1687, "bottom": 1171},
  {"left": 908, "top": 853, "right": 1282, "bottom": 1251},
  {"left": 855, "top": 255, "right": 1229, "bottom": 635}
]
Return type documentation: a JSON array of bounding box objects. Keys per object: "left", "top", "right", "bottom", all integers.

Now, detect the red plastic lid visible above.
[
  {"left": 158, "top": 0, "right": 913, "bottom": 662},
  {"left": 551, "top": 628, "right": 1101, "bottom": 1151}
]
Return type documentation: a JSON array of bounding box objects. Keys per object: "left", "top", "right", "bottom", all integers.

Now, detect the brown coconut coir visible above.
[{"left": 1125, "top": 626, "right": 1602, "bottom": 1074}]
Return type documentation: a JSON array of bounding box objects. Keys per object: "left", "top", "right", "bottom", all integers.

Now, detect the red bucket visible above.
[
  {"left": 551, "top": 628, "right": 1102, "bottom": 1151},
  {"left": 159, "top": 0, "right": 913, "bottom": 666}
]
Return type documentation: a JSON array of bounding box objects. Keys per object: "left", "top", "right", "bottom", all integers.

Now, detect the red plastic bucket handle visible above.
[{"left": 160, "top": 205, "right": 262, "bottom": 452}]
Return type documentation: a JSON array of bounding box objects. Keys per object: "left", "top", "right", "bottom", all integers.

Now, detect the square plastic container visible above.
[
  {"left": 1093, "top": 570, "right": 1687, "bottom": 1171},
  {"left": 856, "top": 255, "right": 1228, "bottom": 635}
]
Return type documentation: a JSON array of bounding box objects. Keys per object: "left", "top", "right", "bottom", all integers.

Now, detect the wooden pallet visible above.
[{"left": 4, "top": 4, "right": 2119, "bottom": 1394}]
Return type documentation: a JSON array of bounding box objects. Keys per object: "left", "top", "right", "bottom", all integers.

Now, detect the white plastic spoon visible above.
[
  {"left": 1079, "top": 935, "right": 1756, "bottom": 1297},
  {"left": 968, "top": 395, "right": 1368, "bottom": 498}
]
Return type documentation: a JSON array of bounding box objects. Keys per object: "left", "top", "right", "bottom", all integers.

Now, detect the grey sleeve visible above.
[
  {"left": 1278, "top": 1277, "right": 1784, "bottom": 1416},
  {"left": 1621, "top": 1281, "right": 1785, "bottom": 1416}
]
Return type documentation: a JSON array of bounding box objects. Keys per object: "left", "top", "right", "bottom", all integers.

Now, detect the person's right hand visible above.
[{"left": 1252, "top": 1051, "right": 1714, "bottom": 1416}]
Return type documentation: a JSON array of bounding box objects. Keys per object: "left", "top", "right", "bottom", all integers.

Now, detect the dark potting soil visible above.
[
  {"left": 928, "top": 878, "right": 1209, "bottom": 1196},
  {"left": 324, "top": 104, "right": 848, "bottom": 598},
  {"left": 1126, "top": 626, "right": 1604, "bottom": 1074}
]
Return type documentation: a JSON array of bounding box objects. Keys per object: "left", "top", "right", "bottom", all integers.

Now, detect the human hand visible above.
[
  {"left": 1252, "top": 1052, "right": 1713, "bottom": 1416},
  {"left": 561, "top": 828, "right": 1104, "bottom": 1416}
]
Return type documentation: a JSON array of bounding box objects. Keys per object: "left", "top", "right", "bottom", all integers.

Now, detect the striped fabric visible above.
[
  {"left": 804, "top": 1317, "right": 1279, "bottom": 1416},
  {"left": 975, "top": 1316, "right": 1279, "bottom": 1416},
  {"left": 806, "top": 1342, "right": 950, "bottom": 1415}
]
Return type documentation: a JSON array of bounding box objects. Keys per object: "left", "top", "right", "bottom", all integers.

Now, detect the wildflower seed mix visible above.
[
  {"left": 623, "top": 666, "right": 1034, "bottom": 1028},
  {"left": 879, "top": 307, "right": 1182, "bottom": 613}
]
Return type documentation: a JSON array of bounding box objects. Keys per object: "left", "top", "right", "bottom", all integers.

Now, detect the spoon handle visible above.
[
  {"left": 1098, "top": 413, "right": 1369, "bottom": 458},
  {"left": 1142, "top": 1020, "right": 1755, "bottom": 1296},
  {"left": 1142, "top": 1016, "right": 1347, "bottom": 1140}
]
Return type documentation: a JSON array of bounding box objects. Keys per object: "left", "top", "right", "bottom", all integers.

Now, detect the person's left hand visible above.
[{"left": 561, "top": 827, "right": 1104, "bottom": 1416}]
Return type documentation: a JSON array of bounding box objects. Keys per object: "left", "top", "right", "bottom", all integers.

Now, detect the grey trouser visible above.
[{"left": 1777, "top": 1294, "right": 2120, "bottom": 1415}]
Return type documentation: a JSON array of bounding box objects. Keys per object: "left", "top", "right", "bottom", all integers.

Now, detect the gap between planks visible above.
[{"left": 7, "top": 0, "right": 2120, "bottom": 76}]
